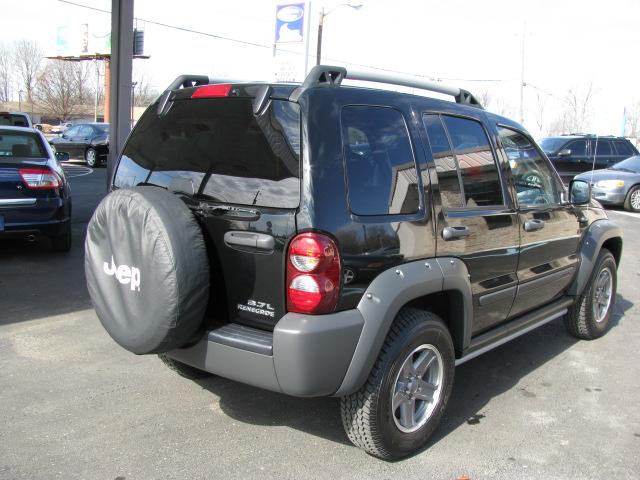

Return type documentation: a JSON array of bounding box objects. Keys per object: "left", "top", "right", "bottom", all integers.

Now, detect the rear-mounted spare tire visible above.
[{"left": 85, "top": 186, "right": 209, "bottom": 354}]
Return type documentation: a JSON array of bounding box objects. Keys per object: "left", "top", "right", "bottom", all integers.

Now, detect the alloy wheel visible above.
[{"left": 391, "top": 344, "right": 443, "bottom": 433}]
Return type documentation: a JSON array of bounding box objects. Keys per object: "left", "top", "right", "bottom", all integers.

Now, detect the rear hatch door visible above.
[{"left": 113, "top": 88, "right": 301, "bottom": 330}]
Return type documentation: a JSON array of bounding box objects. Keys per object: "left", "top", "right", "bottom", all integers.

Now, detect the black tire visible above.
[
  {"left": 340, "top": 308, "right": 455, "bottom": 460},
  {"left": 623, "top": 185, "right": 640, "bottom": 212},
  {"left": 158, "top": 354, "right": 213, "bottom": 379},
  {"left": 85, "top": 147, "right": 99, "bottom": 167},
  {"left": 564, "top": 249, "right": 617, "bottom": 340},
  {"left": 50, "top": 222, "right": 72, "bottom": 252}
]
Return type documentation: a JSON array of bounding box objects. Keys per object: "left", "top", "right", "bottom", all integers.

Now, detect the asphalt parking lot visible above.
[{"left": 1, "top": 165, "right": 639, "bottom": 480}]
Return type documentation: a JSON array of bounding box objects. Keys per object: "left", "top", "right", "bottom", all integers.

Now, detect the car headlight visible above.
[{"left": 596, "top": 179, "right": 624, "bottom": 188}]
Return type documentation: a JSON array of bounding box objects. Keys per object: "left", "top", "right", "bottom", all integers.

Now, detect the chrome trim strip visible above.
[{"left": 0, "top": 198, "right": 37, "bottom": 206}]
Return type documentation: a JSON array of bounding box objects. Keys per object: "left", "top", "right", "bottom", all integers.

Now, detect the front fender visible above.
[{"left": 568, "top": 219, "right": 623, "bottom": 296}]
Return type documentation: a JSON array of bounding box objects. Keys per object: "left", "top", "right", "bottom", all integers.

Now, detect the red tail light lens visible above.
[
  {"left": 19, "top": 167, "right": 61, "bottom": 189},
  {"left": 286, "top": 232, "right": 341, "bottom": 314},
  {"left": 191, "top": 84, "right": 232, "bottom": 98}
]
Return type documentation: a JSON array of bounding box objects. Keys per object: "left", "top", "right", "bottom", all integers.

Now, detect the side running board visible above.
[{"left": 455, "top": 296, "right": 574, "bottom": 366}]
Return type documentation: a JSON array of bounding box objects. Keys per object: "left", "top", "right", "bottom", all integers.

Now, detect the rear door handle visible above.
[
  {"left": 442, "top": 226, "right": 471, "bottom": 241},
  {"left": 524, "top": 219, "right": 545, "bottom": 232},
  {"left": 224, "top": 231, "right": 274, "bottom": 252}
]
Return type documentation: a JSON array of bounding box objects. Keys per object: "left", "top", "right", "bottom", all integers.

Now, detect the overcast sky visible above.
[{"left": 3, "top": 0, "right": 639, "bottom": 137}]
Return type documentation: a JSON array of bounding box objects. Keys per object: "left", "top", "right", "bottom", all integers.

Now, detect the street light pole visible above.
[{"left": 316, "top": 3, "right": 363, "bottom": 65}]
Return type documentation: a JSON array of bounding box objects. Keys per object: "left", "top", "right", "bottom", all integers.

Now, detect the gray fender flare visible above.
[
  {"left": 568, "top": 219, "right": 623, "bottom": 297},
  {"left": 333, "top": 257, "right": 472, "bottom": 397}
]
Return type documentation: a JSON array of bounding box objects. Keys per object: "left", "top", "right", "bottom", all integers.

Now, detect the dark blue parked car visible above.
[{"left": 0, "top": 126, "right": 72, "bottom": 251}]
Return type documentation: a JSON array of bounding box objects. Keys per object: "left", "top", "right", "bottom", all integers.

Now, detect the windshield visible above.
[
  {"left": 94, "top": 124, "right": 109, "bottom": 133},
  {"left": 539, "top": 137, "right": 567, "bottom": 154},
  {"left": 0, "top": 130, "right": 46, "bottom": 157},
  {"left": 612, "top": 155, "right": 640, "bottom": 172}
]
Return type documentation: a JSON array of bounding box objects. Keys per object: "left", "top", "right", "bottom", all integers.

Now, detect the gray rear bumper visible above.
[
  {"left": 168, "top": 257, "right": 470, "bottom": 398},
  {"left": 167, "top": 309, "right": 364, "bottom": 397}
]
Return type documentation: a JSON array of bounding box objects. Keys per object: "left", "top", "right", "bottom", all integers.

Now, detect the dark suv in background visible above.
[
  {"left": 85, "top": 66, "right": 622, "bottom": 460},
  {"left": 540, "top": 134, "right": 638, "bottom": 181}
]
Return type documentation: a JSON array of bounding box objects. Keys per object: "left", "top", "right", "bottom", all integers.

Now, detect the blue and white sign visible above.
[{"left": 275, "top": 3, "right": 306, "bottom": 43}]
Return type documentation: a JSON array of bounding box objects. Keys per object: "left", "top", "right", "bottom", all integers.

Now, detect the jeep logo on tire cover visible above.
[{"left": 103, "top": 256, "right": 141, "bottom": 292}]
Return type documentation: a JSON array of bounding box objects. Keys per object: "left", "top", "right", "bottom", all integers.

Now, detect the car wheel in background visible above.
[
  {"left": 85, "top": 147, "right": 99, "bottom": 167},
  {"left": 624, "top": 185, "right": 640, "bottom": 212}
]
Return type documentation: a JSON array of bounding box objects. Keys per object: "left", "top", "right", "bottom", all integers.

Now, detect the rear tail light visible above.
[
  {"left": 191, "top": 84, "right": 232, "bottom": 99},
  {"left": 19, "top": 167, "right": 61, "bottom": 189},
  {"left": 286, "top": 232, "right": 341, "bottom": 314}
]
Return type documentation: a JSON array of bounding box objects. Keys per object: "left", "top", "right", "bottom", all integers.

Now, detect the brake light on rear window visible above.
[
  {"left": 191, "top": 84, "right": 232, "bottom": 99},
  {"left": 19, "top": 167, "right": 61, "bottom": 189},
  {"left": 286, "top": 232, "right": 341, "bottom": 314}
]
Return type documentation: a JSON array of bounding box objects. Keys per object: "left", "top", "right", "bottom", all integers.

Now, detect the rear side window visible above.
[
  {"left": 115, "top": 98, "right": 301, "bottom": 208},
  {"left": 613, "top": 140, "right": 634, "bottom": 156},
  {"left": 594, "top": 140, "right": 612, "bottom": 155},
  {"left": 423, "top": 114, "right": 462, "bottom": 208},
  {"left": 424, "top": 114, "right": 504, "bottom": 208},
  {"left": 567, "top": 140, "right": 587, "bottom": 156},
  {"left": 0, "top": 131, "right": 46, "bottom": 157},
  {"left": 341, "top": 106, "right": 419, "bottom": 216}
]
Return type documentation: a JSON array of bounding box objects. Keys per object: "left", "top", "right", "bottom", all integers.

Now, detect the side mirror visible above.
[
  {"left": 569, "top": 179, "right": 591, "bottom": 205},
  {"left": 558, "top": 148, "right": 572, "bottom": 157},
  {"left": 55, "top": 151, "right": 70, "bottom": 162}
]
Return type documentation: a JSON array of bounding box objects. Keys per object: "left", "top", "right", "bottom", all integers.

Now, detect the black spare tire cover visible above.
[{"left": 85, "top": 186, "right": 209, "bottom": 354}]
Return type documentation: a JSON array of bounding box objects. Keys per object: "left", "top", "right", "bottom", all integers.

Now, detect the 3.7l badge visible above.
[{"left": 237, "top": 299, "right": 275, "bottom": 317}]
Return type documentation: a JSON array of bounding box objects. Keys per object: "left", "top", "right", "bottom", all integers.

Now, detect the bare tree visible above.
[
  {"left": 478, "top": 90, "right": 492, "bottom": 109},
  {"left": 548, "top": 83, "right": 595, "bottom": 135},
  {"left": 0, "top": 42, "right": 12, "bottom": 103},
  {"left": 625, "top": 100, "right": 640, "bottom": 142},
  {"left": 13, "top": 39, "right": 42, "bottom": 103},
  {"left": 534, "top": 91, "right": 548, "bottom": 133},
  {"left": 132, "top": 72, "right": 159, "bottom": 107},
  {"left": 36, "top": 60, "right": 93, "bottom": 122}
]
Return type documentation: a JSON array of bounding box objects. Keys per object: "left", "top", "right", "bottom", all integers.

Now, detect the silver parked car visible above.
[{"left": 575, "top": 155, "right": 640, "bottom": 212}]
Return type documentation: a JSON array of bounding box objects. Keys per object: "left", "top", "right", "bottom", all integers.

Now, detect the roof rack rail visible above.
[{"left": 290, "top": 65, "right": 483, "bottom": 108}]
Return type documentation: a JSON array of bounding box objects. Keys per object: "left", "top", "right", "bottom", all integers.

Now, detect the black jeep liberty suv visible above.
[{"left": 85, "top": 66, "right": 622, "bottom": 459}]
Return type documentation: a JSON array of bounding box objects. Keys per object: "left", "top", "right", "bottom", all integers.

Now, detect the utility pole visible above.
[
  {"left": 303, "top": 1, "right": 312, "bottom": 75},
  {"left": 94, "top": 60, "right": 101, "bottom": 122},
  {"left": 316, "top": 6, "right": 324, "bottom": 66},
  {"left": 519, "top": 21, "right": 526, "bottom": 125}
]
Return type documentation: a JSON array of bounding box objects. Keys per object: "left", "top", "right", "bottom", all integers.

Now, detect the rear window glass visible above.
[
  {"left": 341, "top": 106, "right": 419, "bottom": 216},
  {"left": 0, "top": 113, "right": 29, "bottom": 127},
  {"left": 115, "top": 98, "right": 301, "bottom": 208},
  {"left": 0, "top": 131, "right": 46, "bottom": 157}
]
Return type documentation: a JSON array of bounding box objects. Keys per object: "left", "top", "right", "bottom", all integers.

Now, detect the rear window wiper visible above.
[{"left": 195, "top": 202, "right": 261, "bottom": 220}]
